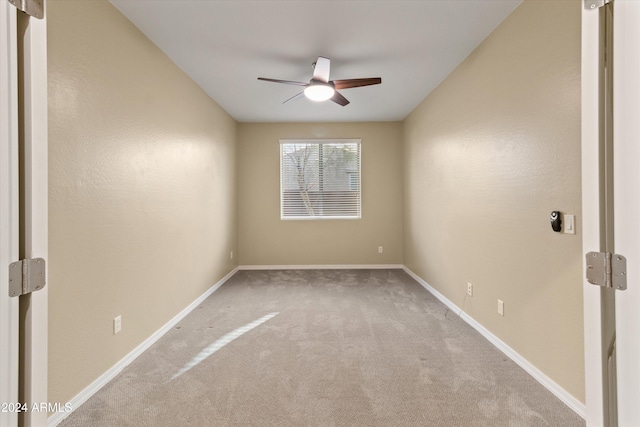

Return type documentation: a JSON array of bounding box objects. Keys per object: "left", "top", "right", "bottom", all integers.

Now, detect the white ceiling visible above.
[{"left": 110, "top": 0, "right": 522, "bottom": 123}]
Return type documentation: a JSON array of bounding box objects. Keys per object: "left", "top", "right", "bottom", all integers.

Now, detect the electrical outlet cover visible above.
[{"left": 114, "top": 315, "right": 122, "bottom": 334}]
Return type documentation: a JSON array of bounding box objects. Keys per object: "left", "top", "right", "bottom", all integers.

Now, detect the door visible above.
[
  {"left": 1, "top": 3, "right": 20, "bottom": 427},
  {"left": 1, "top": 2, "right": 48, "bottom": 427},
  {"left": 582, "top": 1, "right": 640, "bottom": 426}
]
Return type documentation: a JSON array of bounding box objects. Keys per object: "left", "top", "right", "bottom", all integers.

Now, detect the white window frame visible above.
[{"left": 280, "top": 139, "right": 361, "bottom": 220}]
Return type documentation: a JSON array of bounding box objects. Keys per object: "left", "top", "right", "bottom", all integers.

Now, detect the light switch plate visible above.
[{"left": 564, "top": 215, "right": 575, "bottom": 235}]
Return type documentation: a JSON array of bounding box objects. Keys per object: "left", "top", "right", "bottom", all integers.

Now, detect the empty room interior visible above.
[{"left": 45, "top": 0, "right": 585, "bottom": 425}]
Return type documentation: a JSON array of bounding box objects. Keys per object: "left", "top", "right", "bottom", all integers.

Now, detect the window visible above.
[{"left": 280, "top": 139, "right": 361, "bottom": 219}]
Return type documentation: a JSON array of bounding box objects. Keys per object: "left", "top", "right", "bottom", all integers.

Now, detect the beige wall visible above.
[
  {"left": 237, "top": 122, "right": 403, "bottom": 266},
  {"left": 403, "top": 0, "right": 583, "bottom": 401},
  {"left": 48, "top": 0, "right": 237, "bottom": 405}
]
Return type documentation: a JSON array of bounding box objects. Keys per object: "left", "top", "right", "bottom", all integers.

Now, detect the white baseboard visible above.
[
  {"left": 239, "top": 264, "right": 403, "bottom": 270},
  {"left": 401, "top": 266, "right": 586, "bottom": 419},
  {"left": 47, "top": 267, "right": 239, "bottom": 427}
]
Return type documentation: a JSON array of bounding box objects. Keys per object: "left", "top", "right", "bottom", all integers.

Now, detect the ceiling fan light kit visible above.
[
  {"left": 304, "top": 82, "right": 335, "bottom": 102},
  {"left": 258, "top": 56, "right": 381, "bottom": 107}
]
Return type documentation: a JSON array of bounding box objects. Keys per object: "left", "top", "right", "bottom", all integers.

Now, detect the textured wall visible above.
[
  {"left": 238, "top": 122, "right": 403, "bottom": 266},
  {"left": 403, "top": 0, "right": 584, "bottom": 401},
  {"left": 48, "top": 0, "right": 237, "bottom": 405}
]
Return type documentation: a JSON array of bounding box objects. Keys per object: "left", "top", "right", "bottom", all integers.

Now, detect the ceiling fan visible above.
[{"left": 258, "top": 56, "right": 381, "bottom": 106}]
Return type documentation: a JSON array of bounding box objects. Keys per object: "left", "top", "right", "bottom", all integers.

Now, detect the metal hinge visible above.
[
  {"left": 6, "top": 0, "right": 43, "bottom": 19},
  {"left": 584, "top": 0, "right": 612, "bottom": 10},
  {"left": 8, "top": 258, "right": 46, "bottom": 297},
  {"left": 586, "top": 252, "right": 627, "bottom": 290}
]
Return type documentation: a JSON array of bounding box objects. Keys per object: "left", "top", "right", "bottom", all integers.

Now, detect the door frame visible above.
[
  {"left": 582, "top": 1, "right": 640, "bottom": 426},
  {"left": 611, "top": 1, "right": 640, "bottom": 425}
]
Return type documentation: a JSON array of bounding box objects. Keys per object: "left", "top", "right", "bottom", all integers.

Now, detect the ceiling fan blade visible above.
[
  {"left": 312, "top": 56, "right": 331, "bottom": 83},
  {"left": 333, "top": 77, "right": 382, "bottom": 90},
  {"left": 258, "top": 77, "right": 308, "bottom": 87},
  {"left": 283, "top": 91, "right": 306, "bottom": 104},
  {"left": 330, "top": 91, "right": 350, "bottom": 106}
]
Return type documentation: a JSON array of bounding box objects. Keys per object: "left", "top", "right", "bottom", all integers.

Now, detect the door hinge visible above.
[
  {"left": 586, "top": 252, "right": 627, "bottom": 290},
  {"left": 8, "top": 258, "right": 46, "bottom": 297},
  {"left": 584, "top": 0, "right": 612, "bottom": 10},
  {"left": 6, "top": 0, "right": 43, "bottom": 19}
]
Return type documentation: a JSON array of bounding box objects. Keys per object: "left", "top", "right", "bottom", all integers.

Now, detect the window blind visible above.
[{"left": 280, "top": 140, "right": 361, "bottom": 219}]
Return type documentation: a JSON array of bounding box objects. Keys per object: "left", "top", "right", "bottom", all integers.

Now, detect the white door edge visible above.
[
  {"left": 581, "top": 5, "right": 606, "bottom": 426},
  {"left": 0, "top": 3, "right": 20, "bottom": 427},
  {"left": 19, "top": 11, "right": 49, "bottom": 427}
]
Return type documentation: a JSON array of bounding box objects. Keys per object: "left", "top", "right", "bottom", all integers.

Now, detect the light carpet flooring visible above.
[{"left": 59, "top": 269, "right": 585, "bottom": 426}]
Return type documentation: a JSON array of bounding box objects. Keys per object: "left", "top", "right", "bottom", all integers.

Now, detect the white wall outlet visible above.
[
  {"left": 113, "top": 315, "right": 122, "bottom": 334},
  {"left": 467, "top": 283, "right": 473, "bottom": 297},
  {"left": 230, "top": 250, "right": 234, "bottom": 260},
  {"left": 378, "top": 246, "right": 383, "bottom": 254},
  {"left": 564, "top": 214, "right": 575, "bottom": 235},
  {"left": 498, "top": 300, "right": 504, "bottom": 316}
]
